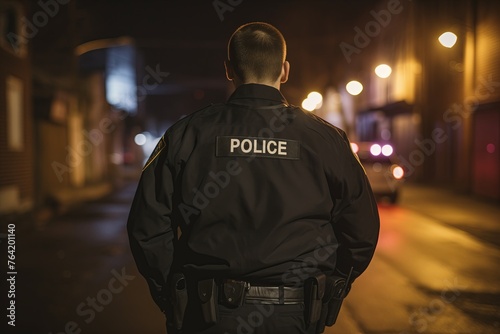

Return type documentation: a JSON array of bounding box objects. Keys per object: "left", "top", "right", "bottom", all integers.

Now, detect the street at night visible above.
[
  {"left": 1, "top": 0, "right": 500, "bottom": 333},
  {"left": 1, "top": 180, "right": 498, "bottom": 334}
]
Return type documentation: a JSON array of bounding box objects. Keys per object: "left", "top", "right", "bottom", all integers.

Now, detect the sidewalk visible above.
[
  {"left": 398, "top": 182, "right": 500, "bottom": 248},
  {"left": 0, "top": 165, "right": 143, "bottom": 230}
]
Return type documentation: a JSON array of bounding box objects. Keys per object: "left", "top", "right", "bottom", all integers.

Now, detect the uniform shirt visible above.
[{"left": 127, "top": 83, "right": 379, "bottom": 305}]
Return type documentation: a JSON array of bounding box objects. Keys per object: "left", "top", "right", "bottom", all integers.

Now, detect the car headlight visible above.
[
  {"left": 370, "top": 144, "right": 382, "bottom": 156},
  {"left": 382, "top": 144, "right": 393, "bottom": 156},
  {"left": 392, "top": 165, "right": 404, "bottom": 179}
]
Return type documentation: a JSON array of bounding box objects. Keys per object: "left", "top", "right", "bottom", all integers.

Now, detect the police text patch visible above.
[{"left": 216, "top": 136, "right": 300, "bottom": 160}]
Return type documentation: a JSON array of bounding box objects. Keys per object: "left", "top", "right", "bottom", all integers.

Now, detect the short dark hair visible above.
[{"left": 227, "top": 22, "right": 287, "bottom": 83}]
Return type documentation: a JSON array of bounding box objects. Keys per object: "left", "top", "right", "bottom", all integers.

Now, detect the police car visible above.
[{"left": 351, "top": 142, "right": 405, "bottom": 203}]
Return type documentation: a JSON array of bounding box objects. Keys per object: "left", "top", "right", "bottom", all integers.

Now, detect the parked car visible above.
[{"left": 350, "top": 142, "right": 405, "bottom": 203}]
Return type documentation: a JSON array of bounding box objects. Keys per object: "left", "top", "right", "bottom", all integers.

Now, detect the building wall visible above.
[
  {"left": 80, "top": 72, "right": 112, "bottom": 184},
  {"left": 473, "top": 107, "right": 500, "bottom": 199},
  {"left": 34, "top": 93, "right": 71, "bottom": 206},
  {"left": 34, "top": 73, "right": 116, "bottom": 209},
  {"left": 475, "top": 0, "right": 500, "bottom": 103},
  {"left": 0, "top": 1, "right": 34, "bottom": 214},
  {"left": 471, "top": 0, "right": 500, "bottom": 199},
  {"left": 413, "top": 0, "right": 500, "bottom": 199}
]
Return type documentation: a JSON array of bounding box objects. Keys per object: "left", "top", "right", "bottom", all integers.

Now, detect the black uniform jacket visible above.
[{"left": 127, "top": 83, "right": 379, "bottom": 307}]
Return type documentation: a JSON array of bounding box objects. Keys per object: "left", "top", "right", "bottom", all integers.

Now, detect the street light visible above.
[
  {"left": 375, "top": 64, "right": 392, "bottom": 78},
  {"left": 375, "top": 64, "right": 392, "bottom": 103},
  {"left": 302, "top": 91, "right": 323, "bottom": 111},
  {"left": 307, "top": 91, "right": 323, "bottom": 106},
  {"left": 302, "top": 99, "right": 316, "bottom": 111},
  {"left": 438, "top": 32, "right": 458, "bottom": 48},
  {"left": 134, "top": 133, "right": 147, "bottom": 146},
  {"left": 346, "top": 81, "right": 363, "bottom": 96}
]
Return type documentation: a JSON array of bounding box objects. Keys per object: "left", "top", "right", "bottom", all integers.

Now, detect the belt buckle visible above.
[{"left": 221, "top": 279, "right": 250, "bottom": 308}]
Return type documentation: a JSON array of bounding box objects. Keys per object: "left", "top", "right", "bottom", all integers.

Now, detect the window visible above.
[
  {"left": 0, "top": 2, "right": 27, "bottom": 57},
  {"left": 6, "top": 75, "right": 24, "bottom": 151}
]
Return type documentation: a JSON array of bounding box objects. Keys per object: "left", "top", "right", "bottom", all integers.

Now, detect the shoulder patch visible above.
[{"left": 142, "top": 136, "right": 166, "bottom": 171}]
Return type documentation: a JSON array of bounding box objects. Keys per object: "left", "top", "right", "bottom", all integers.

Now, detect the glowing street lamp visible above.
[
  {"left": 302, "top": 98, "right": 316, "bottom": 111},
  {"left": 307, "top": 91, "right": 323, "bottom": 106},
  {"left": 302, "top": 91, "right": 323, "bottom": 111},
  {"left": 375, "top": 64, "right": 392, "bottom": 78},
  {"left": 346, "top": 81, "right": 363, "bottom": 96},
  {"left": 134, "top": 133, "right": 147, "bottom": 146},
  {"left": 438, "top": 32, "right": 458, "bottom": 48}
]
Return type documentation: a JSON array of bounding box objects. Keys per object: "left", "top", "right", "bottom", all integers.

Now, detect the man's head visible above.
[{"left": 225, "top": 22, "right": 290, "bottom": 88}]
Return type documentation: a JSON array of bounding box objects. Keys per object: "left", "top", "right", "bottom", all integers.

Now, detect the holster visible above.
[
  {"left": 325, "top": 277, "right": 349, "bottom": 326},
  {"left": 316, "top": 267, "right": 354, "bottom": 334},
  {"left": 304, "top": 273, "right": 326, "bottom": 326},
  {"left": 170, "top": 273, "right": 188, "bottom": 331},
  {"left": 167, "top": 276, "right": 220, "bottom": 332}
]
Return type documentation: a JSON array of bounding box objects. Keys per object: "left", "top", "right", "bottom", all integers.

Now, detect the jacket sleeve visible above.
[
  {"left": 127, "top": 135, "right": 175, "bottom": 310},
  {"left": 328, "top": 131, "right": 380, "bottom": 279}
]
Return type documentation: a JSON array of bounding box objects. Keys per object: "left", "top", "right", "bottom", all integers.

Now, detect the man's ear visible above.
[
  {"left": 224, "top": 60, "right": 234, "bottom": 81},
  {"left": 280, "top": 61, "right": 290, "bottom": 84}
]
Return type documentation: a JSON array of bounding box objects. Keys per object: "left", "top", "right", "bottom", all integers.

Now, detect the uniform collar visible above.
[{"left": 227, "top": 84, "right": 289, "bottom": 107}]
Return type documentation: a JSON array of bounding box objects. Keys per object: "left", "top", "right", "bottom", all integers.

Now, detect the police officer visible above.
[{"left": 127, "top": 22, "right": 379, "bottom": 334}]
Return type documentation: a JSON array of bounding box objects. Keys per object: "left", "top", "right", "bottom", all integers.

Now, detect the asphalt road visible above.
[
  {"left": 335, "top": 187, "right": 500, "bottom": 334},
  {"left": 1, "top": 181, "right": 499, "bottom": 334}
]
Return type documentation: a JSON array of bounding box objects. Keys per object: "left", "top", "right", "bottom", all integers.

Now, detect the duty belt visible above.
[
  {"left": 219, "top": 279, "right": 304, "bottom": 306},
  {"left": 173, "top": 273, "right": 345, "bottom": 333},
  {"left": 246, "top": 285, "right": 304, "bottom": 304}
]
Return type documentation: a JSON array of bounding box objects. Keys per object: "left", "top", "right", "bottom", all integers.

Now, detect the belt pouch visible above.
[
  {"left": 220, "top": 279, "right": 247, "bottom": 307},
  {"left": 198, "top": 279, "right": 218, "bottom": 325},
  {"left": 304, "top": 274, "right": 326, "bottom": 325}
]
